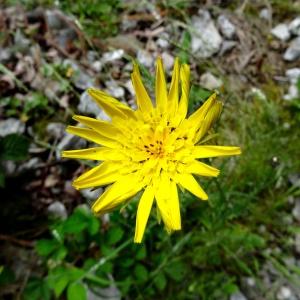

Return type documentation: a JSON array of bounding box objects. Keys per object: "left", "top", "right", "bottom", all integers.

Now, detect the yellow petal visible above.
[
  {"left": 61, "top": 147, "right": 125, "bottom": 161},
  {"left": 72, "top": 115, "right": 121, "bottom": 139},
  {"left": 174, "top": 173, "right": 208, "bottom": 200},
  {"left": 168, "top": 57, "right": 180, "bottom": 116},
  {"left": 188, "top": 92, "right": 217, "bottom": 124},
  {"left": 194, "top": 101, "right": 223, "bottom": 142},
  {"left": 66, "top": 126, "right": 118, "bottom": 148},
  {"left": 134, "top": 185, "right": 155, "bottom": 243},
  {"left": 92, "top": 174, "right": 143, "bottom": 213},
  {"left": 131, "top": 63, "right": 153, "bottom": 114},
  {"left": 174, "top": 64, "right": 190, "bottom": 124},
  {"left": 192, "top": 146, "right": 242, "bottom": 158},
  {"left": 155, "top": 57, "right": 168, "bottom": 113},
  {"left": 87, "top": 88, "right": 135, "bottom": 119},
  {"left": 185, "top": 160, "right": 220, "bottom": 177},
  {"left": 73, "top": 161, "right": 124, "bottom": 189},
  {"left": 155, "top": 174, "right": 181, "bottom": 231}
]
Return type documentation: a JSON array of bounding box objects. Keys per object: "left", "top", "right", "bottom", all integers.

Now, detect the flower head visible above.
[{"left": 62, "top": 57, "right": 241, "bottom": 243}]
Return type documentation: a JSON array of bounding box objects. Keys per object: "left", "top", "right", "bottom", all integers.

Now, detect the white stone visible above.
[
  {"left": 102, "top": 49, "right": 124, "bottom": 63},
  {"left": 292, "top": 199, "right": 300, "bottom": 221},
  {"left": 230, "top": 291, "right": 248, "bottom": 300},
  {"left": 276, "top": 286, "right": 294, "bottom": 300},
  {"left": 289, "top": 17, "right": 300, "bottom": 36},
  {"left": 46, "top": 122, "right": 65, "bottom": 140},
  {"left": 283, "top": 85, "right": 298, "bottom": 100},
  {"left": 271, "top": 24, "right": 291, "bottom": 41},
  {"left": 124, "top": 79, "right": 135, "bottom": 96},
  {"left": 285, "top": 68, "right": 300, "bottom": 84},
  {"left": 105, "top": 80, "right": 125, "bottom": 99},
  {"left": 80, "top": 188, "right": 103, "bottom": 201},
  {"left": 47, "top": 201, "right": 67, "bottom": 220},
  {"left": 191, "top": 10, "right": 222, "bottom": 57},
  {"left": 295, "top": 234, "right": 300, "bottom": 254},
  {"left": 217, "top": 15, "right": 236, "bottom": 39},
  {"left": 92, "top": 61, "right": 103, "bottom": 72},
  {"left": 161, "top": 52, "right": 174, "bottom": 71},
  {"left": 219, "top": 40, "right": 237, "bottom": 55},
  {"left": 283, "top": 37, "right": 300, "bottom": 61},
  {"left": 259, "top": 8, "right": 271, "bottom": 21},
  {"left": 137, "top": 50, "right": 154, "bottom": 68},
  {"left": 200, "top": 72, "right": 223, "bottom": 90},
  {"left": 0, "top": 118, "right": 25, "bottom": 137},
  {"left": 156, "top": 32, "right": 170, "bottom": 49},
  {"left": 78, "top": 91, "right": 103, "bottom": 117}
]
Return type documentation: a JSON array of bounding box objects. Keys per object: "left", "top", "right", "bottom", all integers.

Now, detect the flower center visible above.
[{"left": 143, "top": 140, "right": 165, "bottom": 158}]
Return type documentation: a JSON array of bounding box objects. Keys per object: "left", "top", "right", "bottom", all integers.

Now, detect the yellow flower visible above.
[{"left": 62, "top": 57, "right": 241, "bottom": 243}]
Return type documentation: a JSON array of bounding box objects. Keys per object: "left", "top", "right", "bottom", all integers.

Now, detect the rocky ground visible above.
[{"left": 1, "top": 1, "right": 300, "bottom": 299}]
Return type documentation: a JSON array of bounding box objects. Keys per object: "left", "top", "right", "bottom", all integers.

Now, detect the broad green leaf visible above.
[
  {"left": 24, "top": 278, "right": 51, "bottom": 300},
  {"left": 67, "top": 282, "right": 87, "bottom": 300},
  {"left": 0, "top": 134, "right": 29, "bottom": 161},
  {"left": 106, "top": 227, "right": 124, "bottom": 245},
  {"left": 165, "top": 261, "right": 187, "bottom": 282},
  {"left": 134, "top": 264, "right": 148, "bottom": 282},
  {"left": 153, "top": 272, "right": 167, "bottom": 291},
  {"left": 36, "top": 239, "right": 60, "bottom": 257}
]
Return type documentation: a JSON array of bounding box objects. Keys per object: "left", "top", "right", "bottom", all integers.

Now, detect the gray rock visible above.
[
  {"left": 78, "top": 91, "right": 103, "bottom": 117},
  {"left": 230, "top": 291, "right": 248, "bottom": 300},
  {"left": 276, "top": 286, "right": 296, "bottom": 300},
  {"left": 271, "top": 24, "right": 291, "bottom": 41},
  {"left": 73, "top": 71, "right": 94, "bottom": 90},
  {"left": 284, "top": 85, "right": 298, "bottom": 101},
  {"left": 63, "top": 59, "right": 94, "bottom": 90},
  {"left": 46, "top": 122, "right": 65, "bottom": 140},
  {"left": 161, "top": 52, "right": 174, "bottom": 71},
  {"left": 191, "top": 10, "right": 222, "bottom": 57},
  {"left": 217, "top": 15, "right": 236, "bottom": 39},
  {"left": 124, "top": 79, "right": 135, "bottom": 96},
  {"left": 45, "top": 10, "right": 65, "bottom": 30},
  {"left": 0, "top": 48, "right": 12, "bottom": 63},
  {"left": 0, "top": 118, "right": 25, "bottom": 137},
  {"left": 219, "top": 40, "right": 237, "bottom": 55},
  {"left": 57, "top": 28, "right": 78, "bottom": 50},
  {"left": 87, "top": 283, "right": 121, "bottom": 300},
  {"left": 137, "top": 50, "right": 154, "bottom": 68},
  {"left": 56, "top": 133, "right": 86, "bottom": 160},
  {"left": 295, "top": 234, "right": 300, "bottom": 254},
  {"left": 121, "top": 17, "right": 137, "bottom": 32},
  {"left": 286, "top": 68, "right": 300, "bottom": 84},
  {"left": 14, "top": 29, "right": 31, "bottom": 53},
  {"left": 200, "top": 72, "right": 223, "bottom": 90},
  {"left": 292, "top": 198, "right": 300, "bottom": 221},
  {"left": 102, "top": 49, "right": 124, "bottom": 63},
  {"left": 156, "top": 32, "right": 170, "bottom": 49},
  {"left": 92, "top": 61, "right": 103, "bottom": 73},
  {"left": 18, "top": 157, "right": 41, "bottom": 172},
  {"left": 283, "top": 37, "right": 300, "bottom": 61},
  {"left": 259, "top": 8, "right": 272, "bottom": 21},
  {"left": 289, "top": 174, "right": 300, "bottom": 188},
  {"left": 80, "top": 188, "right": 103, "bottom": 202},
  {"left": 289, "top": 17, "right": 300, "bottom": 36},
  {"left": 105, "top": 80, "right": 125, "bottom": 99},
  {"left": 47, "top": 201, "right": 67, "bottom": 220}
]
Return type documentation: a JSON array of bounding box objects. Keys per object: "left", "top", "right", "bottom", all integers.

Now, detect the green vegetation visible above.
[{"left": 1, "top": 1, "right": 300, "bottom": 299}]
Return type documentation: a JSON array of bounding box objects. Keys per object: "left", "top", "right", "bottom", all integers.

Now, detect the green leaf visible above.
[
  {"left": 153, "top": 272, "right": 167, "bottom": 291},
  {"left": 0, "top": 134, "right": 30, "bottom": 161},
  {"left": 36, "top": 239, "right": 60, "bottom": 257},
  {"left": 0, "top": 267, "right": 15, "bottom": 285},
  {"left": 67, "top": 282, "right": 87, "bottom": 300},
  {"left": 47, "top": 268, "right": 70, "bottom": 298},
  {"left": 134, "top": 264, "right": 148, "bottom": 282},
  {"left": 136, "top": 245, "right": 147, "bottom": 260},
  {"left": 106, "top": 227, "right": 124, "bottom": 245},
  {"left": 165, "top": 261, "right": 187, "bottom": 282},
  {"left": 24, "top": 278, "right": 51, "bottom": 300}
]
